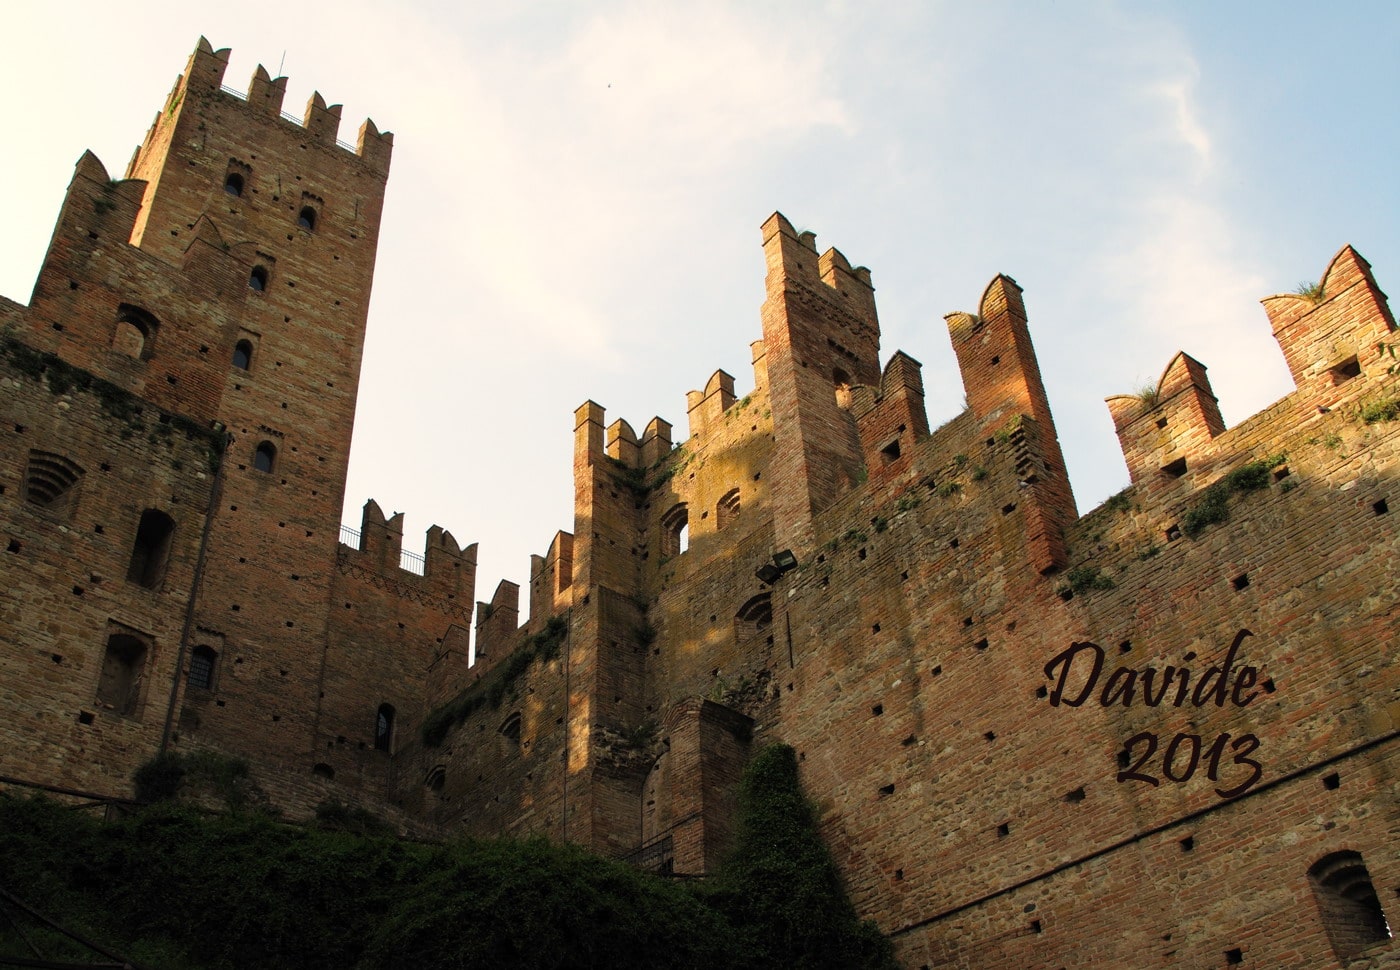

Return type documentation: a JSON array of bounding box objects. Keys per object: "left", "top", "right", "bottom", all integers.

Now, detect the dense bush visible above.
[{"left": 0, "top": 744, "right": 893, "bottom": 969}]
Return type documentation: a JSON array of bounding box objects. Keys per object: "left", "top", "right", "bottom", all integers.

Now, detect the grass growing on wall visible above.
[{"left": 0, "top": 745, "right": 894, "bottom": 970}]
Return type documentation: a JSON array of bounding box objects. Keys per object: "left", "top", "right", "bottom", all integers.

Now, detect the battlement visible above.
[
  {"left": 160, "top": 37, "right": 393, "bottom": 169},
  {"left": 338, "top": 499, "right": 475, "bottom": 592},
  {"left": 761, "top": 212, "right": 878, "bottom": 338},
  {"left": 1107, "top": 246, "right": 1397, "bottom": 494}
]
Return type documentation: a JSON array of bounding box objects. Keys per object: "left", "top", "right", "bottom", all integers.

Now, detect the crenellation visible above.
[
  {"left": 1264, "top": 245, "right": 1397, "bottom": 400},
  {"left": 474, "top": 579, "right": 520, "bottom": 664},
  {"left": 1108, "top": 352, "right": 1225, "bottom": 487},
  {"left": 638, "top": 416, "right": 672, "bottom": 467},
  {"left": 605, "top": 418, "right": 640, "bottom": 466},
  {"left": 300, "top": 91, "right": 344, "bottom": 148},
  {"left": 245, "top": 64, "right": 288, "bottom": 118},
  {"left": 684, "top": 368, "right": 736, "bottom": 437}
]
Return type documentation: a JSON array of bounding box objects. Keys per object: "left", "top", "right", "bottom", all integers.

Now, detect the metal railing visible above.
[
  {"left": 338, "top": 524, "right": 427, "bottom": 576},
  {"left": 217, "top": 86, "right": 356, "bottom": 152}
]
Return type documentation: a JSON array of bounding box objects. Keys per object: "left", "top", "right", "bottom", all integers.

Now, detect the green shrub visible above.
[{"left": 0, "top": 749, "right": 893, "bottom": 969}]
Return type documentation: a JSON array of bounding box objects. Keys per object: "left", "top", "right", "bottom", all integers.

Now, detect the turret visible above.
[{"left": 759, "top": 213, "right": 880, "bottom": 552}]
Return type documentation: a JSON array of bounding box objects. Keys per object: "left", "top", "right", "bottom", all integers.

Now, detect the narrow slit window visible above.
[
  {"left": 297, "top": 206, "right": 317, "bottom": 231},
  {"left": 249, "top": 266, "right": 269, "bottom": 292},
  {"left": 126, "top": 509, "right": 175, "bottom": 589},
  {"left": 224, "top": 172, "right": 244, "bottom": 197},
  {"left": 232, "top": 339, "right": 253, "bottom": 370},
  {"left": 96, "top": 634, "right": 148, "bottom": 717},
  {"left": 375, "top": 703, "right": 395, "bottom": 752},
  {"left": 661, "top": 504, "right": 688, "bottom": 557},
  {"left": 253, "top": 442, "right": 276, "bottom": 474}
]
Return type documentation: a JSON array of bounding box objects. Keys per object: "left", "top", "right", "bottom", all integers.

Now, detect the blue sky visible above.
[{"left": 3, "top": 2, "right": 1397, "bottom": 604}]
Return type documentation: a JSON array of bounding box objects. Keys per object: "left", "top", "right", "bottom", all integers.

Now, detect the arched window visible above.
[
  {"left": 253, "top": 442, "right": 276, "bottom": 473},
  {"left": 126, "top": 509, "right": 175, "bottom": 589},
  {"left": 425, "top": 765, "right": 446, "bottom": 792},
  {"left": 224, "top": 172, "right": 244, "bottom": 197},
  {"left": 24, "top": 451, "right": 83, "bottom": 511},
  {"left": 112, "top": 305, "right": 158, "bottom": 360},
  {"left": 312, "top": 763, "right": 335, "bottom": 779},
  {"left": 716, "top": 488, "right": 741, "bottom": 531},
  {"left": 735, "top": 593, "right": 774, "bottom": 643},
  {"left": 249, "top": 266, "right": 268, "bottom": 292},
  {"left": 188, "top": 645, "right": 217, "bottom": 690},
  {"left": 661, "top": 504, "right": 688, "bottom": 558},
  {"left": 499, "top": 711, "right": 522, "bottom": 745},
  {"left": 374, "top": 703, "right": 395, "bottom": 752},
  {"left": 97, "top": 634, "right": 148, "bottom": 716},
  {"left": 232, "top": 339, "right": 253, "bottom": 370},
  {"left": 297, "top": 206, "right": 317, "bottom": 231},
  {"left": 1309, "top": 850, "right": 1392, "bottom": 961}
]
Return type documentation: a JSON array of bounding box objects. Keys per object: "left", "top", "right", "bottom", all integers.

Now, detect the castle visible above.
[{"left": 2, "top": 39, "right": 1398, "bottom": 970}]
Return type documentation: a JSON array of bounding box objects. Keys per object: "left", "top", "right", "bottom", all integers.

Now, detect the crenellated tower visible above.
[{"left": 759, "top": 213, "right": 882, "bottom": 552}]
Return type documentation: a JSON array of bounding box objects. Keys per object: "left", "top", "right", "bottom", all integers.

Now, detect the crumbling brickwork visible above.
[{"left": 3, "top": 38, "right": 1397, "bottom": 970}]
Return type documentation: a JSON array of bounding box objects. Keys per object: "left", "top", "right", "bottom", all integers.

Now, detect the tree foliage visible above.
[{"left": 0, "top": 744, "right": 894, "bottom": 969}]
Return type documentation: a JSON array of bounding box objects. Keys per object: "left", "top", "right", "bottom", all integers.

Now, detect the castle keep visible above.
[{"left": 2, "top": 40, "right": 1397, "bottom": 969}]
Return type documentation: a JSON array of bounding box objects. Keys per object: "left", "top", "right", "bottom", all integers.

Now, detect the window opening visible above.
[
  {"left": 1309, "top": 850, "right": 1392, "bottom": 961},
  {"left": 24, "top": 451, "right": 83, "bottom": 510},
  {"left": 96, "top": 634, "right": 148, "bottom": 716},
  {"left": 253, "top": 442, "right": 276, "bottom": 474},
  {"left": 499, "top": 711, "right": 523, "bottom": 744},
  {"left": 297, "top": 206, "right": 317, "bottom": 231},
  {"left": 126, "top": 509, "right": 175, "bottom": 588},
  {"left": 716, "top": 488, "right": 741, "bottom": 531},
  {"left": 249, "top": 266, "right": 268, "bottom": 291},
  {"left": 661, "top": 504, "right": 689, "bottom": 557},
  {"left": 232, "top": 339, "right": 253, "bottom": 370},
  {"left": 833, "top": 366, "right": 852, "bottom": 409},
  {"left": 112, "top": 305, "right": 159, "bottom": 360},
  {"left": 375, "top": 703, "right": 395, "bottom": 752},
  {"left": 1331, "top": 356, "right": 1362, "bottom": 384},
  {"left": 224, "top": 172, "right": 244, "bottom": 197},
  {"left": 735, "top": 593, "right": 774, "bottom": 642},
  {"left": 188, "top": 645, "right": 217, "bottom": 690}
]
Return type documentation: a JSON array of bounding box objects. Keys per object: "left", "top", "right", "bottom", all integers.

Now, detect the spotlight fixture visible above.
[{"left": 755, "top": 549, "right": 799, "bottom": 583}]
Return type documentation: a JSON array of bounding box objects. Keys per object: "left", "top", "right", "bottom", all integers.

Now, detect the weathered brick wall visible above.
[
  {"left": 0, "top": 39, "right": 477, "bottom": 826},
  {"left": 766, "top": 257, "right": 1400, "bottom": 968},
  {"left": 0, "top": 347, "right": 219, "bottom": 794}
]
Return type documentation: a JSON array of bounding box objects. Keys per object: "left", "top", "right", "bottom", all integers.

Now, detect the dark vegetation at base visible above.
[{"left": 0, "top": 744, "right": 894, "bottom": 970}]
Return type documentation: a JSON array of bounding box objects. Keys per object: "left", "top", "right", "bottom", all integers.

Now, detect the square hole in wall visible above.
[
  {"left": 1161, "top": 457, "right": 1188, "bottom": 478},
  {"left": 1330, "top": 356, "right": 1361, "bottom": 384},
  {"left": 1375, "top": 498, "right": 1389, "bottom": 515},
  {"left": 1225, "top": 947, "right": 1244, "bottom": 964},
  {"left": 1232, "top": 573, "right": 1250, "bottom": 591},
  {"left": 1322, "top": 772, "right": 1340, "bottom": 790}
]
